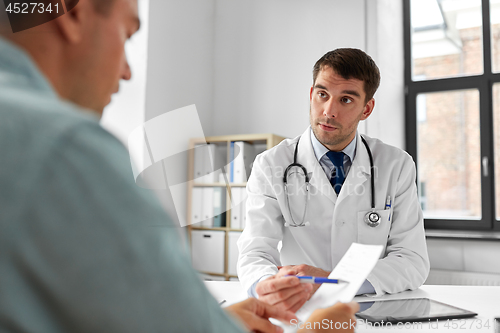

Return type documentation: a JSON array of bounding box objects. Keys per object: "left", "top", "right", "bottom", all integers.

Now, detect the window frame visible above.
[{"left": 404, "top": 0, "right": 500, "bottom": 231}]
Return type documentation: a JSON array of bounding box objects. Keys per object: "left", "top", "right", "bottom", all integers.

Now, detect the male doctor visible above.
[{"left": 237, "top": 48, "right": 430, "bottom": 313}]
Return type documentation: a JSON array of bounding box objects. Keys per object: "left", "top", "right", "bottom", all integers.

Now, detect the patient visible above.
[{"left": 0, "top": 0, "right": 357, "bottom": 332}]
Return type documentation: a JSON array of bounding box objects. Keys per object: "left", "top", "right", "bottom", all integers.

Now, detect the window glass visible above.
[
  {"left": 411, "top": 0, "right": 483, "bottom": 80},
  {"left": 493, "top": 84, "right": 500, "bottom": 219},
  {"left": 417, "top": 89, "right": 482, "bottom": 218},
  {"left": 491, "top": 0, "right": 500, "bottom": 72}
]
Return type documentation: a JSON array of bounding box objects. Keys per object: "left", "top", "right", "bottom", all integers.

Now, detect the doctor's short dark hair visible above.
[{"left": 312, "top": 48, "right": 381, "bottom": 103}]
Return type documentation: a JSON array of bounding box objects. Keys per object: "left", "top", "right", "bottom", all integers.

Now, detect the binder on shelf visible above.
[
  {"left": 193, "top": 144, "right": 205, "bottom": 183},
  {"left": 201, "top": 144, "right": 214, "bottom": 183},
  {"left": 202, "top": 144, "right": 223, "bottom": 183},
  {"left": 191, "top": 187, "right": 203, "bottom": 226},
  {"left": 230, "top": 188, "right": 248, "bottom": 230},
  {"left": 201, "top": 187, "right": 214, "bottom": 227},
  {"left": 195, "top": 144, "right": 225, "bottom": 184},
  {"left": 232, "top": 141, "right": 257, "bottom": 183},
  {"left": 230, "top": 187, "right": 242, "bottom": 229},
  {"left": 229, "top": 142, "right": 235, "bottom": 183},
  {"left": 213, "top": 187, "right": 227, "bottom": 227},
  {"left": 212, "top": 144, "right": 226, "bottom": 183}
]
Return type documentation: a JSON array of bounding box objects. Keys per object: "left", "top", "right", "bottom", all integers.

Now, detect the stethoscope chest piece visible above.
[{"left": 364, "top": 211, "right": 381, "bottom": 228}]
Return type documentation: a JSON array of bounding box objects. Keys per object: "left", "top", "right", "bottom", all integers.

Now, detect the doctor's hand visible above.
[
  {"left": 279, "top": 264, "right": 330, "bottom": 297},
  {"left": 298, "top": 301, "right": 359, "bottom": 333},
  {"left": 255, "top": 267, "right": 313, "bottom": 313},
  {"left": 225, "top": 298, "right": 296, "bottom": 333}
]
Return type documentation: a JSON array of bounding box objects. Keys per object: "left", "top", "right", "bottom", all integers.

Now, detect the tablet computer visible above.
[{"left": 356, "top": 298, "right": 478, "bottom": 324}]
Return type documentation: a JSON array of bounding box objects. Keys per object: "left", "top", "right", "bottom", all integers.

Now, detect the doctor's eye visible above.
[
  {"left": 318, "top": 91, "right": 328, "bottom": 99},
  {"left": 341, "top": 97, "right": 353, "bottom": 104}
]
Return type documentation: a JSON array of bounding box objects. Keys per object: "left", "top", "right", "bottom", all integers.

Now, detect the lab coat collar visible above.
[
  {"left": 297, "top": 127, "right": 338, "bottom": 204},
  {"left": 297, "top": 128, "right": 371, "bottom": 205}
]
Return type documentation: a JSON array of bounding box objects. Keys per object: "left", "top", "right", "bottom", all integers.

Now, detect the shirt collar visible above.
[
  {"left": 310, "top": 128, "right": 357, "bottom": 163},
  {"left": 0, "top": 36, "right": 57, "bottom": 97}
]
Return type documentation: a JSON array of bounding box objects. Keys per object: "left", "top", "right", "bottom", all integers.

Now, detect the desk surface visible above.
[{"left": 205, "top": 282, "right": 500, "bottom": 332}]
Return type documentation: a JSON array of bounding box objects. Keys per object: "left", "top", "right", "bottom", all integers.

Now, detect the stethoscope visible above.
[{"left": 283, "top": 135, "right": 381, "bottom": 228}]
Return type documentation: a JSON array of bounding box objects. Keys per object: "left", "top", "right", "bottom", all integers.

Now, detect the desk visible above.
[{"left": 205, "top": 282, "right": 500, "bottom": 332}]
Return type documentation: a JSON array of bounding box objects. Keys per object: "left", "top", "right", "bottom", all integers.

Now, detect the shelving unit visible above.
[{"left": 187, "top": 133, "right": 286, "bottom": 280}]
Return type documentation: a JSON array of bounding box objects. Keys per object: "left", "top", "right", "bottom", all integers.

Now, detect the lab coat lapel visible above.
[
  {"left": 336, "top": 133, "right": 370, "bottom": 206},
  {"left": 297, "top": 127, "right": 337, "bottom": 204}
]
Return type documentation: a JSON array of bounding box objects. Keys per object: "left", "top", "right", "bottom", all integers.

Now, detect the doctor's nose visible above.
[{"left": 323, "top": 100, "right": 338, "bottom": 118}]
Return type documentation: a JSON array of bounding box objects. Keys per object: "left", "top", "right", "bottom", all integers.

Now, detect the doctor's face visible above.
[{"left": 309, "top": 67, "right": 375, "bottom": 151}]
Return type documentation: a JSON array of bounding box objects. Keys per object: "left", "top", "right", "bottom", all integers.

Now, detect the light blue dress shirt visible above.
[
  {"left": 310, "top": 129, "right": 357, "bottom": 183},
  {"left": 0, "top": 37, "right": 245, "bottom": 333}
]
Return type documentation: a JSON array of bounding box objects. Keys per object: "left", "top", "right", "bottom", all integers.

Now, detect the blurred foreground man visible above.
[{"left": 0, "top": 0, "right": 358, "bottom": 331}]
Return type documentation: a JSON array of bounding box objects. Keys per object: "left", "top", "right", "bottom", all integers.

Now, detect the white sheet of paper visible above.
[{"left": 296, "top": 243, "right": 383, "bottom": 321}]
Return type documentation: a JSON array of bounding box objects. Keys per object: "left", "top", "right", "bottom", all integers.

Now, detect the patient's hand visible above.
[
  {"left": 225, "top": 298, "right": 296, "bottom": 333},
  {"left": 298, "top": 301, "right": 359, "bottom": 333}
]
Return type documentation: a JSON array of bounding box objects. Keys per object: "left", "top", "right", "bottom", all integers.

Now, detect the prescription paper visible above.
[{"left": 296, "top": 243, "right": 383, "bottom": 321}]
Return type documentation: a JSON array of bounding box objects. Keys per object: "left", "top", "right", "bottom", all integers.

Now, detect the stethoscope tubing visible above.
[{"left": 283, "top": 135, "right": 378, "bottom": 227}]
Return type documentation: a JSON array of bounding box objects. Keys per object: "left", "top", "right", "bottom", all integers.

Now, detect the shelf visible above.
[
  {"left": 191, "top": 227, "right": 228, "bottom": 231},
  {"left": 191, "top": 227, "right": 245, "bottom": 232},
  {"left": 193, "top": 183, "right": 228, "bottom": 187},
  {"left": 188, "top": 133, "right": 287, "bottom": 280},
  {"left": 190, "top": 133, "right": 285, "bottom": 146},
  {"left": 192, "top": 182, "right": 248, "bottom": 187}
]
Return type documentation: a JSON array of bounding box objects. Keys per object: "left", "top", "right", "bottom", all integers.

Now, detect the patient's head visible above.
[{"left": 0, "top": 0, "right": 140, "bottom": 115}]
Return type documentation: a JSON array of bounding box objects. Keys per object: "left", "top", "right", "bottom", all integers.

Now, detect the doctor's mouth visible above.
[{"left": 319, "top": 123, "right": 339, "bottom": 132}]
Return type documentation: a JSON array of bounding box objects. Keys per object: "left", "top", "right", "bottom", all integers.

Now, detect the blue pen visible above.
[
  {"left": 290, "top": 276, "right": 349, "bottom": 284},
  {"left": 385, "top": 196, "right": 392, "bottom": 221}
]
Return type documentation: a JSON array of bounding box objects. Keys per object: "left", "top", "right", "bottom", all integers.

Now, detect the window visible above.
[{"left": 404, "top": 0, "right": 500, "bottom": 231}]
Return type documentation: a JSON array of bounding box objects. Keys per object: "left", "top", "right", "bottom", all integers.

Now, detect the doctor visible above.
[{"left": 237, "top": 48, "right": 430, "bottom": 313}]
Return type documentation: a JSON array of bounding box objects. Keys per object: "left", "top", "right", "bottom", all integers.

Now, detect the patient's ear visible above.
[{"left": 53, "top": 0, "right": 93, "bottom": 44}]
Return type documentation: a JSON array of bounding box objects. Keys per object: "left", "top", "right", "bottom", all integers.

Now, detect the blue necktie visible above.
[{"left": 326, "top": 151, "right": 345, "bottom": 195}]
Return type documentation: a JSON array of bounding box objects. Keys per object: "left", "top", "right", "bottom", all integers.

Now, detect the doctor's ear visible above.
[{"left": 361, "top": 98, "right": 375, "bottom": 120}]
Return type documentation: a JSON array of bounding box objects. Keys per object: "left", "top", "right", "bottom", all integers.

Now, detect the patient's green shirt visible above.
[{"left": 0, "top": 37, "right": 245, "bottom": 333}]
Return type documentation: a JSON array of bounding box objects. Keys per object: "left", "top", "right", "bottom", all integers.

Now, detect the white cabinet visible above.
[
  {"left": 191, "top": 230, "right": 225, "bottom": 274},
  {"left": 228, "top": 231, "right": 242, "bottom": 276}
]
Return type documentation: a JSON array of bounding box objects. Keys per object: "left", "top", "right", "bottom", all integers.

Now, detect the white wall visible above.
[
  {"left": 145, "top": 0, "right": 216, "bottom": 130},
  {"left": 365, "top": 0, "right": 405, "bottom": 149},
  {"left": 212, "top": 0, "right": 367, "bottom": 139},
  {"left": 100, "top": 0, "right": 150, "bottom": 144},
  {"left": 106, "top": 0, "right": 498, "bottom": 277}
]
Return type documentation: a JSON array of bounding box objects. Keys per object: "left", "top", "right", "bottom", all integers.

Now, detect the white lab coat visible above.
[{"left": 237, "top": 127, "right": 429, "bottom": 295}]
